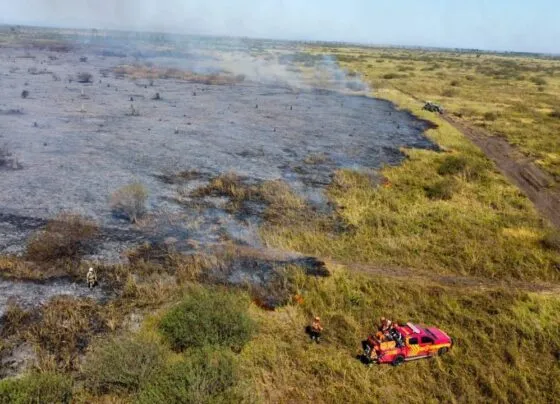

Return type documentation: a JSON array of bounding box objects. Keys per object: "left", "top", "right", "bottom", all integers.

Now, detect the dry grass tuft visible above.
[{"left": 26, "top": 213, "right": 98, "bottom": 262}]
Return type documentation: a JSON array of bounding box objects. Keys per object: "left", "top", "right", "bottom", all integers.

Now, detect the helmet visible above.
[
  {"left": 88, "top": 267, "right": 93, "bottom": 272},
  {"left": 380, "top": 316, "right": 386, "bottom": 322},
  {"left": 315, "top": 316, "right": 320, "bottom": 321}
]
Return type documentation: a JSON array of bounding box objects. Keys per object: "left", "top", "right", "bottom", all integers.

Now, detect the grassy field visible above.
[
  {"left": 2, "top": 46, "right": 560, "bottom": 403},
  {"left": 316, "top": 48, "right": 560, "bottom": 180},
  {"left": 262, "top": 80, "right": 560, "bottom": 282}
]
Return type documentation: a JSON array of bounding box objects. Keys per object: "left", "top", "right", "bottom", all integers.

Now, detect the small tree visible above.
[{"left": 110, "top": 183, "right": 148, "bottom": 223}]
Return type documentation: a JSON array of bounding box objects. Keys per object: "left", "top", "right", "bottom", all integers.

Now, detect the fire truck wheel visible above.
[
  {"left": 438, "top": 347, "right": 449, "bottom": 356},
  {"left": 392, "top": 355, "right": 405, "bottom": 366}
]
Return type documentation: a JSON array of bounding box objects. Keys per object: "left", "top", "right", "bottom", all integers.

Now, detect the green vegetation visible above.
[
  {"left": 83, "top": 336, "right": 165, "bottom": 395},
  {"left": 137, "top": 347, "right": 241, "bottom": 404},
  {"left": 0, "top": 372, "right": 72, "bottom": 404},
  {"left": 262, "top": 112, "right": 560, "bottom": 280},
  {"left": 317, "top": 47, "right": 560, "bottom": 180},
  {"left": 239, "top": 270, "right": 560, "bottom": 402},
  {"left": 2, "top": 43, "right": 560, "bottom": 403},
  {"left": 160, "top": 288, "right": 256, "bottom": 352}
]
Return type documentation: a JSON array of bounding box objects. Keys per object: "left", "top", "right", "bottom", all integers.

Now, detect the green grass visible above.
[
  {"left": 238, "top": 269, "right": 560, "bottom": 403},
  {"left": 261, "top": 97, "right": 560, "bottom": 280},
  {"left": 137, "top": 347, "right": 242, "bottom": 404},
  {"left": 82, "top": 336, "right": 165, "bottom": 396},
  {"left": 325, "top": 48, "right": 560, "bottom": 180},
  {"left": 0, "top": 372, "right": 72, "bottom": 404},
  {"left": 159, "top": 287, "right": 256, "bottom": 352}
]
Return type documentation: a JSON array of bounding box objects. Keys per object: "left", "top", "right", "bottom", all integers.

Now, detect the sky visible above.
[{"left": 0, "top": 0, "right": 558, "bottom": 53}]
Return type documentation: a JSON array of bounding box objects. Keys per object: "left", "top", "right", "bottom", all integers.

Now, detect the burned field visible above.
[
  {"left": 0, "top": 29, "right": 437, "bottom": 329},
  {"left": 0, "top": 33, "right": 435, "bottom": 257}
]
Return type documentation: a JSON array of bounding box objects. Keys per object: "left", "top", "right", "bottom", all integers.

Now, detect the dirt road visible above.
[{"left": 443, "top": 115, "right": 560, "bottom": 229}]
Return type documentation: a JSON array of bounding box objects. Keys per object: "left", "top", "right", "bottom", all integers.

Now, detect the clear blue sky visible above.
[{"left": 1, "top": 0, "right": 558, "bottom": 53}]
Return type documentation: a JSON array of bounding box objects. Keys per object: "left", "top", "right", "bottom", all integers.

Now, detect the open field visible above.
[
  {"left": 1, "top": 27, "right": 560, "bottom": 403},
  {"left": 316, "top": 47, "right": 560, "bottom": 181}
]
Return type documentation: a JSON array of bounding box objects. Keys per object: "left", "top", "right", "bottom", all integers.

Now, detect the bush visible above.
[
  {"left": 76, "top": 72, "right": 92, "bottom": 83},
  {"left": 20, "top": 90, "right": 29, "bottom": 99},
  {"left": 438, "top": 155, "right": 469, "bottom": 176},
  {"left": 26, "top": 213, "right": 98, "bottom": 262},
  {"left": 542, "top": 231, "right": 560, "bottom": 252},
  {"left": 0, "top": 372, "right": 72, "bottom": 404},
  {"left": 530, "top": 76, "right": 547, "bottom": 86},
  {"left": 159, "top": 288, "right": 255, "bottom": 352},
  {"left": 83, "top": 336, "right": 165, "bottom": 395},
  {"left": 425, "top": 178, "right": 457, "bottom": 200},
  {"left": 450, "top": 80, "right": 460, "bottom": 87},
  {"left": 484, "top": 111, "right": 500, "bottom": 121},
  {"left": 110, "top": 182, "right": 148, "bottom": 223},
  {"left": 137, "top": 347, "right": 239, "bottom": 404}
]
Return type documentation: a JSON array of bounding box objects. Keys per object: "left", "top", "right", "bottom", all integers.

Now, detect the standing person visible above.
[
  {"left": 87, "top": 267, "right": 97, "bottom": 289},
  {"left": 309, "top": 316, "right": 324, "bottom": 343}
]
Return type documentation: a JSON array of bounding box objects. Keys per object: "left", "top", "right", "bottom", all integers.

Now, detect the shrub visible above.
[
  {"left": 137, "top": 347, "right": 239, "bottom": 404},
  {"left": 110, "top": 182, "right": 148, "bottom": 223},
  {"left": 542, "top": 231, "right": 560, "bottom": 252},
  {"left": 450, "top": 80, "right": 460, "bottom": 87},
  {"left": 438, "top": 155, "right": 469, "bottom": 176},
  {"left": 530, "top": 76, "right": 547, "bottom": 86},
  {"left": 83, "top": 336, "right": 165, "bottom": 395},
  {"left": 0, "top": 372, "right": 72, "bottom": 404},
  {"left": 20, "top": 90, "right": 29, "bottom": 99},
  {"left": 76, "top": 72, "right": 92, "bottom": 83},
  {"left": 159, "top": 288, "right": 255, "bottom": 352},
  {"left": 425, "top": 178, "right": 457, "bottom": 200},
  {"left": 26, "top": 213, "right": 98, "bottom": 262},
  {"left": 484, "top": 111, "right": 500, "bottom": 121}
]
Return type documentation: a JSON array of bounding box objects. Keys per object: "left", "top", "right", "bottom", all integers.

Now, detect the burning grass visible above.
[{"left": 113, "top": 64, "right": 246, "bottom": 85}]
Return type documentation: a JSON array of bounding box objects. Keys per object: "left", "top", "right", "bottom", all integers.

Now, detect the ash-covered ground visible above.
[{"left": 0, "top": 30, "right": 436, "bottom": 258}]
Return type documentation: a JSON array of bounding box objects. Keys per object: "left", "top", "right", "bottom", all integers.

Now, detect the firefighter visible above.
[
  {"left": 378, "top": 317, "right": 392, "bottom": 333},
  {"left": 309, "top": 316, "right": 324, "bottom": 343},
  {"left": 86, "top": 267, "right": 97, "bottom": 289}
]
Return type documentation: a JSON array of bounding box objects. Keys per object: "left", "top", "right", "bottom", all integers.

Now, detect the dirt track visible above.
[{"left": 443, "top": 115, "right": 560, "bottom": 229}]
